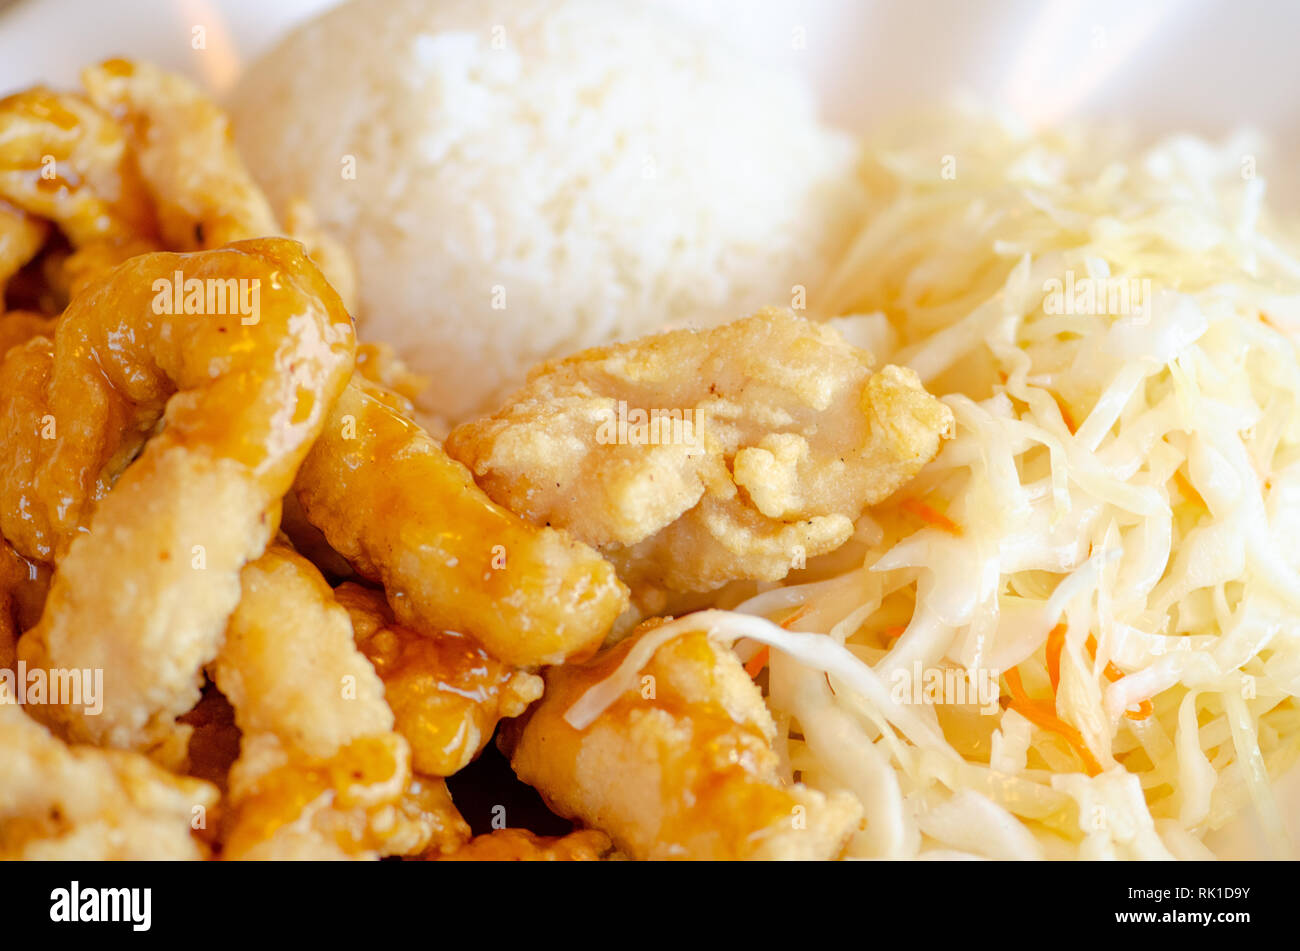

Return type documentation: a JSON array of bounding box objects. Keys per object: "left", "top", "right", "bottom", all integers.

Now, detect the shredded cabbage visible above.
[{"left": 572, "top": 113, "right": 1300, "bottom": 859}]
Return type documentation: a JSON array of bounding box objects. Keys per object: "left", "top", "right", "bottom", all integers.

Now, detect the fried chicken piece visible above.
[
  {"left": 0, "top": 61, "right": 352, "bottom": 305},
  {"left": 0, "top": 84, "right": 157, "bottom": 249},
  {"left": 81, "top": 59, "right": 277, "bottom": 252},
  {"left": 397, "top": 773, "right": 472, "bottom": 857},
  {"left": 222, "top": 736, "right": 468, "bottom": 860},
  {"left": 213, "top": 547, "right": 393, "bottom": 758},
  {"left": 338, "top": 581, "right": 542, "bottom": 777},
  {"left": 4, "top": 238, "right": 352, "bottom": 561},
  {"left": 0, "top": 204, "right": 47, "bottom": 294},
  {"left": 0, "top": 310, "right": 55, "bottom": 358},
  {"left": 502, "top": 621, "right": 862, "bottom": 860},
  {"left": 294, "top": 376, "right": 628, "bottom": 667},
  {"left": 0, "top": 334, "right": 60, "bottom": 561},
  {"left": 0, "top": 83, "right": 158, "bottom": 301},
  {"left": 221, "top": 732, "right": 407, "bottom": 861},
  {"left": 214, "top": 546, "right": 447, "bottom": 860},
  {"left": 79, "top": 62, "right": 356, "bottom": 305},
  {"left": 0, "top": 705, "right": 217, "bottom": 860},
  {"left": 13, "top": 238, "right": 355, "bottom": 751},
  {"left": 434, "top": 828, "right": 613, "bottom": 862},
  {"left": 448, "top": 308, "right": 954, "bottom": 597}
]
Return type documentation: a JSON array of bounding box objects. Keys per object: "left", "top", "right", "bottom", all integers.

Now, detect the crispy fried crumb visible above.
[{"left": 432, "top": 827, "right": 612, "bottom": 861}]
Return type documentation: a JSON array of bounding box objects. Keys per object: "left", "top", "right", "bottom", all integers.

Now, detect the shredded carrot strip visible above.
[
  {"left": 740, "top": 606, "right": 810, "bottom": 680},
  {"left": 780, "top": 606, "right": 810, "bottom": 629},
  {"left": 1045, "top": 623, "right": 1067, "bottom": 692},
  {"left": 741, "top": 606, "right": 810, "bottom": 678},
  {"left": 1053, "top": 393, "right": 1078, "bottom": 435},
  {"left": 1173, "top": 469, "right": 1206, "bottom": 509},
  {"left": 1047, "top": 625, "right": 1151, "bottom": 736},
  {"left": 1003, "top": 666, "right": 1102, "bottom": 776},
  {"left": 1123, "top": 700, "right": 1155, "bottom": 721},
  {"left": 1085, "top": 635, "right": 1153, "bottom": 721},
  {"left": 901, "top": 497, "right": 962, "bottom": 536}
]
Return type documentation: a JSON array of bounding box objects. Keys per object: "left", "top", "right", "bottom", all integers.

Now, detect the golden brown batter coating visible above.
[
  {"left": 214, "top": 546, "right": 461, "bottom": 860},
  {"left": 448, "top": 308, "right": 953, "bottom": 596},
  {"left": 81, "top": 60, "right": 278, "bottom": 252},
  {"left": 0, "top": 84, "right": 156, "bottom": 250},
  {"left": 294, "top": 376, "right": 628, "bottom": 668},
  {"left": 220, "top": 732, "right": 407, "bottom": 860},
  {"left": 433, "top": 827, "right": 612, "bottom": 861},
  {"left": 212, "top": 547, "right": 393, "bottom": 759},
  {"left": 503, "top": 622, "right": 862, "bottom": 859},
  {"left": 396, "top": 773, "right": 472, "bottom": 857},
  {"left": 13, "top": 238, "right": 355, "bottom": 751},
  {"left": 338, "top": 581, "right": 542, "bottom": 777},
  {"left": 0, "top": 59, "right": 954, "bottom": 863}
]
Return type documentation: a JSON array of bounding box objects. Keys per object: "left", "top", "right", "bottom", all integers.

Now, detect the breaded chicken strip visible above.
[
  {"left": 221, "top": 735, "right": 469, "bottom": 859},
  {"left": 80, "top": 61, "right": 359, "bottom": 307},
  {"left": 213, "top": 546, "right": 465, "bottom": 859},
  {"left": 0, "top": 79, "right": 162, "bottom": 303},
  {"left": 337, "top": 582, "right": 542, "bottom": 777},
  {"left": 81, "top": 60, "right": 278, "bottom": 252},
  {"left": 434, "top": 827, "right": 612, "bottom": 862},
  {"left": 294, "top": 376, "right": 629, "bottom": 667},
  {"left": 448, "top": 308, "right": 953, "bottom": 596},
  {"left": 212, "top": 547, "right": 393, "bottom": 759},
  {"left": 12, "top": 239, "right": 355, "bottom": 752},
  {"left": 0, "top": 705, "right": 217, "bottom": 860},
  {"left": 501, "top": 621, "right": 862, "bottom": 860},
  {"left": 221, "top": 733, "right": 415, "bottom": 861},
  {"left": 0, "top": 61, "right": 353, "bottom": 308},
  {"left": 396, "top": 773, "right": 472, "bottom": 857},
  {"left": 0, "top": 84, "right": 156, "bottom": 251}
]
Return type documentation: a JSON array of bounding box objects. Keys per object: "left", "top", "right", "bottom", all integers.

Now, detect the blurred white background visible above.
[
  {"left": 2, "top": 0, "right": 1298, "bottom": 136},
  {"left": 3, "top": 0, "right": 1295, "bottom": 197}
]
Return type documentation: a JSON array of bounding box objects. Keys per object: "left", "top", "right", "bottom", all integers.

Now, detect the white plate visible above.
[
  {"left": 4, "top": 0, "right": 1297, "bottom": 203},
  {"left": 5, "top": 0, "right": 1299, "bottom": 142},
  {"left": 1, "top": 0, "right": 1296, "bottom": 858}
]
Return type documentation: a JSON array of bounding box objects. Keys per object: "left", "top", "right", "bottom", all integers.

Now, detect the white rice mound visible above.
[{"left": 229, "top": 0, "right": 865, "bottom": 420}]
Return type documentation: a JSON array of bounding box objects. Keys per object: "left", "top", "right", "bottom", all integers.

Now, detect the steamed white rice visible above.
[{"left": 230, "top": 0, "right": 866, "bottom": 419}]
